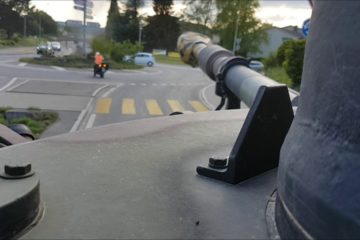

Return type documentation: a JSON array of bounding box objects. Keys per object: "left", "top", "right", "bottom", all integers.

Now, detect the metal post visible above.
[
  {"left": 23, "top": 15, "right": 26, "bottom": 38},
  {"left": 138, "top": 23, "right": 142, "bottom": 45},
  {"left": 83, "top": 0, "right": 87, "bottom": 57},
  {"left": 232, "top": 17, "right": 239, "bottom": 54},
  {"left": 38, "top": 16, "right": 41, "bottom": 38}
]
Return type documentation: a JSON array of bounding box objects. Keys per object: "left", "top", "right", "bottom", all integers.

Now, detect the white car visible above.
[
  {"left": 134, "top": 52, "right": 156, "bottom": 67},
  {"left": 249, "top": 60, "right": 264, "bottom": 72},
  {"left": 51, "top": 41, "right": 61, "bottom": 51}
]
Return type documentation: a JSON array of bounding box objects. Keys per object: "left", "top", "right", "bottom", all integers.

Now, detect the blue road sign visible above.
[
  {"left": 302, "top": 18, "right": 310, "bottom": 37},
  {"left": 74, "top": 0, "right": 93, "bottom": 8}
]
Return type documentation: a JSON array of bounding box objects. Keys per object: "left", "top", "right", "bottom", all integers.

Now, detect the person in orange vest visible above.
[
  {"left": 94, "top": 52, "right": 104, "bottom": 65},
  {"left": 94, "top": 52, "right": 104, "bottom": 76}
]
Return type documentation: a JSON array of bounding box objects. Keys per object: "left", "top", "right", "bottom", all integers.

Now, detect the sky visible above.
[{"left": 31, "top": 0, "right": 312, "bottom": 28}]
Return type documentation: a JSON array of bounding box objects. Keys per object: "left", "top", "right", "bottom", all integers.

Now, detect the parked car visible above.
[
  {"left": 134, "top": 52, "right": 156, "bottom": 67},
  {"left": 123, "top": 55, "right": 134, "bottom": 63},
  {"left": 36, "top": 42, "right": 54, "bottom": 56},
  {"left": 249, "top": 60, "right": 264, "bottom": 72},
  {"left": 50, "top": 41, "right": 61, "bottom": 51}
]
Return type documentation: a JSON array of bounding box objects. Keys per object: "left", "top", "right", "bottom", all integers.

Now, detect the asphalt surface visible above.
[{"left": 0, "top": 48, "right": 220, "bottom": 137}]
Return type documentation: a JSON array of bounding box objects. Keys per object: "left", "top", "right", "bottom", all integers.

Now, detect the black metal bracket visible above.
[
  {"left": 197, "top": 85, "right": 294, "bottom": 184},
  {"left": 215, "top": 57, "right": 249, "bottom": 110}
]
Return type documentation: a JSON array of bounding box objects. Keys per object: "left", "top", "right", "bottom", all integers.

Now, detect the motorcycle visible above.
[{"left": 93, "top": 63, "right": 109, "bottom": 78}]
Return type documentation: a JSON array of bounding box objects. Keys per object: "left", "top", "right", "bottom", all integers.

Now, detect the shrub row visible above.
[
  {"left": 263, "top": 39, "right": 306, "bottom": 88},
  {"left": 91, "top": 36, "right": 143, "bottom": 63}
]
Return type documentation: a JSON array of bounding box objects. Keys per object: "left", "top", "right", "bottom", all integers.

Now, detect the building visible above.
[
  {"left": 57, "top": 20, "right": 104, "bottom": 40},
  {"left": 250, "top": 26, "right": 304, "bottom": 58}
]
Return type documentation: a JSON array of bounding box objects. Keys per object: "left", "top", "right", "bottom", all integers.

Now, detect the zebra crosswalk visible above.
[{"left": 94, "top": 98, "right": 209, "bottom": 116}]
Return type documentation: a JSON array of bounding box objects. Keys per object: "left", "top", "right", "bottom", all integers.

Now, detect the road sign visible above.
[
  {"left": 74, "top": 5, "right": 93, "bottom": 15},
  {"left": 86, "top": 15, "right": 93, "bottom": 20},
  {"left": 74, "top": 0, "right": 93, "bottom": 8},
  {"left": 302, "top": 19, "right": 310, "bottom": 37}
]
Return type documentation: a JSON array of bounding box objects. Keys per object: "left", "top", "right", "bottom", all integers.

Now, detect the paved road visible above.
[{"left": 0, "top": 50, "right": 220, "bottom": 137}]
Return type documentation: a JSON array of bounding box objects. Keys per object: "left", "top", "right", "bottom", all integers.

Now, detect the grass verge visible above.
[
  {"left": 19, "top": 55, "right": 143, "bottom": 70},
  {"left": 154, "top": 55, "right": 186, "bottom": 65},
  {"left": 265, "top": 67, "right": 292, "bottom": 87},
  {"left": 0, "top": 37, "right": 46, "bottom": 48},
  {"left": 0, "top": 107, "right": 59, "bottom": 139}
]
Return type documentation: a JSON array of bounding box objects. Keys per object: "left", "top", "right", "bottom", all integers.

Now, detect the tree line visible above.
[
  {"left": 105, "top": 0, "right": 268, "bottom": 57},
  {"left": 0, "top": 0, "right": 58, "bottom": 39}
]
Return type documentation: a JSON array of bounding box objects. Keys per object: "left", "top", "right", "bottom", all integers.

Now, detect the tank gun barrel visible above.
[{"left": 177, "top": 32, "right": 298, "bottom": 108}]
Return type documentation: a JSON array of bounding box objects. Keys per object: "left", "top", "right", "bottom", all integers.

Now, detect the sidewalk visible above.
[{"left": 0, "top": 47, "right": 34, "bottom": 55}]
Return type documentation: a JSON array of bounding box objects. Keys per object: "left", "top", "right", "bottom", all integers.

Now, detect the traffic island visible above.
[
  {"left": 19, "top": 55, "right": 143, "bottom": 70},
  {"left": 0, "top": 107, "right": 59, "bottom": 139}
]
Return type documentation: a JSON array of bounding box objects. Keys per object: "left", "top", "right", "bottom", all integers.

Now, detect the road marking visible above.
[
  {"left": 51, "top": 66, "right": 66, "bottom": 71},
  {"left": 129, "top": 83, "right": 136, "bottom": 86},
  {"left": 167, "top": 100, "right": 185, "bottom": 112},
  {"left": 141, "top": 83, "right": 147, "bottom": 86},
  {"left": 102, "top": 87, "right": 116, "bottom": 98},
  {"left": 122, "top": 98, "right": 136, "bottom": 115},
  {"left": 85, "top": 114, "right": 97, "bottom": 129},
  {"left": 70, "top": 98, "right": 95, "bottom": 132},
  {"left": 18, "top": 62, "right": 27, "bottom": 67},
  {"left": 0, "top": 77, "right": 18, "bottom": 92},
  {"left": 189, "top": 100, "right": 209, "bottom": 112},
  {"left": 161, "top": 83, "right": 167, "bottom": 86},
  {"left": 92, "top": 84, "right": 109, "bottom": 97},
  {"left": 95, "top": 98, "right": 112, "bottom": 114},
  {"left": 6, "top": 79, "right": 29, "bottom": 92},
  {"left": 170, "top": 83, "right": 176, "bottom": 86},
  {"left": 200, "top": 83, "right": 216, "bottom": 110},
  {"left": 146, "top": 99, "right": 163, "bottom": 116}
]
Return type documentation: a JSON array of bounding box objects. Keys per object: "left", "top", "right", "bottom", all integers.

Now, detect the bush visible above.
[
  {"left": 110, "top": 41, "right": 143, "bottom": 62},
  {"left": 283, "top": 40, "right": 306, "bottom": 87},
  {"left": 277, "top": 40, "right": 294, "bottom": 66},
  {"left": 263, "top": 52, "right": 278, "bottom": 69},
  {"left": 91, "top": 36, "right": 143, "bottom": 63},
  {"left": 91, "top": 36, "right": 113, "bottom": 57}
]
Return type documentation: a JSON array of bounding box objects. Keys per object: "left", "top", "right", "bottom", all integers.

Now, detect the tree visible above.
[
  {"left": 27, "top": 9, "right": 58, "bottom": 37},
  {"left": 1, "top": 0, "right": 30, "bottom": 13},
  {"left": 153, "top": 0, "right": 173, "bottom": 15},
  {"left": 183, "top": 0, "right": 216, "bottom": 33},
  {"left": 112, "top": 0, "right": 144, "bottom": 43},
  {"left": 0, "top": 2, "right": 22, "bottom": 38},
  {"left": 215, "top": 0, "right": 267, "bottom": 57},
  {"left": 105, "top": 0, "right": 121, "bottom": 39},
  {"left": 143, "top": 0, "right": 180, "bottom": 51}
]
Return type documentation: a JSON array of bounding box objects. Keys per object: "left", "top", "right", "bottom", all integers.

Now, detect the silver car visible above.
[
  {"left": 134, "top": 52, "right": 156, "bottom": 67},
  {"left": 50, "top": 41, "right": 61, "bottom": 51},
  {"left": 249, "top": 60, "right": 264, "bottom": 73}
]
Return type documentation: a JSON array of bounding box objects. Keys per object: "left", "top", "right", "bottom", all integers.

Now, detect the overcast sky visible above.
[{"left": 31, "top": 0, "right": 312, "bottom": 28}]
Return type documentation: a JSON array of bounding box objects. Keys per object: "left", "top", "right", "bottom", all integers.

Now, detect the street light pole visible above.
[
  {"left": 232, "top": 17, "right": 239, "bottom": 54},
  {"left": 138, "top": 22, "right": 143, "bottom": 45},
  {"left": 83, "top": 0, "right": 87, "bottom": 57},
  {"left": 23, "top": 15, "right": 27, "bottom": 38}
]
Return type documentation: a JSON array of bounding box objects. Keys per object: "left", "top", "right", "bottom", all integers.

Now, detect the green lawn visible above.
[
  {"left": 265, "top": 67, "right": 292, "bottom": 87},
  {"left": 0, "top": 107, "right": 58, "bottom": 139},
  {"left": 154, "top": 55, "right": 186, "bottom": 65},
  {"left": 0, "top": 37, "right": 45, "bottom": 48}
]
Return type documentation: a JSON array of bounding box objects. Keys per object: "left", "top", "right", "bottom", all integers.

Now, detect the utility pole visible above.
[
  {"left": 138, "top": 21, "right": 143, "bottom": 45},
  {"left": 232, "top": 17, "right": 239, "bottom": 54},
  {"left": 39, "top": 16, "right": 41, "bottom": 39},
  {"left": 83, "top": 0, "right": 87, "bottom": 57},
  {"left": 23, "top": 15, "right": 27, "bottom": 38}
]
